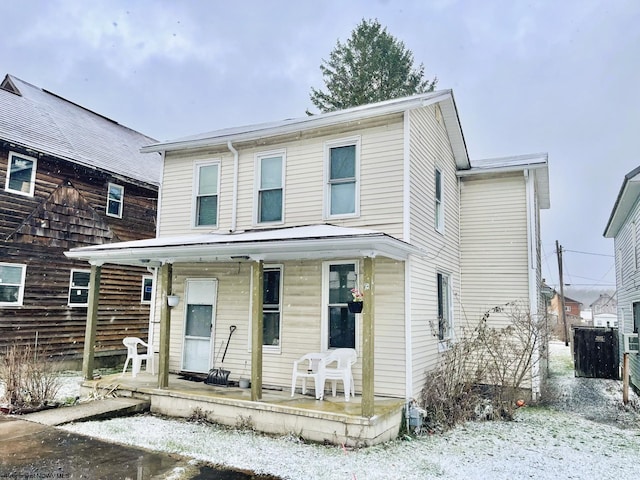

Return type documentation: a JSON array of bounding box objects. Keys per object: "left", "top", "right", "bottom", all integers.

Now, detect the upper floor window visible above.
[
  {"left": 263, "top": 266, "right": 283, "bottom": 349},
  {"left": 194, "top": 162, "right": 219, "bottom": 227},
  {"left": 5, "top": 152, "right": 36, "bottom": 197},
  {"left": 0, "top": 262, "right": 26, "bottom": 306},
  {"left": 68, "top": 269, "right": 90, "bottom": 306},
  {"left": 435, "top": 168, "right": 444, "bottom": 232},
  {"left": 325, "top": 138, "right": 360, "bottom": 218},
  {"left": 106, "top": 183, "right": 124, "bottom": 218},
  {"left": 437, "top": 272, "right": 452, "bottom": 342},
  {"left": 141, "top": 275, "right": 153, "bottom": 304},
  {"left": 256, "top": 152, "right": 284, "bottom": 224}
]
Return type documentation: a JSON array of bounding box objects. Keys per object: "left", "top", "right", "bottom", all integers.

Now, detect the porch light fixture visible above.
[{"left": 167, "top": 295, "right": 180, "bottom": 307}]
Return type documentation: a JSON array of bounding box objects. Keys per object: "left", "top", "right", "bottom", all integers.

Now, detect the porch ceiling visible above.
[{"left": 64, "top": 224, "right": 423, "bottom": 267}]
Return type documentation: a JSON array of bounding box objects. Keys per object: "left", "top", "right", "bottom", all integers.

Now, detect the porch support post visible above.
[
  {"left": 251, "top": 260, "right": 264, "bottom": 401},
  {"left": 82, "top": 264, "right": 101, "bottom": 381},
  {"left": 362, "top": 256, "right": 375, "bottom": 417},
  {"left": 158, "top": 262, "right": 173, "bottom": 389}
]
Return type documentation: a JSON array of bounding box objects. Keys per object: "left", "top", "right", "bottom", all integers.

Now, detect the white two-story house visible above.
[{"left": 66, "top": 91, "right": 550, "bottom": 445}]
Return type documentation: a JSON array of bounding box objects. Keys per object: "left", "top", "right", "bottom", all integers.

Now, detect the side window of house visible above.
[
  {"left": 0, "top": 262, "right": 27, "bottom": 306},
  {"left": 141, "top": 275, "right": 153, "bottom": 304},
  {"left": 106, "top": 183, "right": 124, "bottom": 218},
  {"left": 327, "top": 262, "right": 358, "bottom": 349},
  {"left": 194, "top": 162, "right": 219, "bottom": 227},
  {"left": 437, "top": 272, "right": 452, "bottom": 341},
  {"left": 5, "top": 152, "right": 37, "bottom": 197},
  {"left": 263, "top": 266, "right": 282, "bottom": 348},
  {"left": 256, "top": 152, "right": 284, "bottom": 224},
  {"left": 68, "top": 270, "right": 91, "bottom": 306},
  {"left": 633, "top": 302, "right": 640, "bottom": 333},
  {"left": 435, "top": 167, "right": 444, "bottom": 232},
  {"left": 325, "top": 138, "right": 359, "bottom": 218}
]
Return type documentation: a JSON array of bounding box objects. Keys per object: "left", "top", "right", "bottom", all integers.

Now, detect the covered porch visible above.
[
  {"left": 65, "top": 225, "right": 420, "bottom": 443},
  {"left": 82, "top": 371, "right": 406, "bottom": 446}
]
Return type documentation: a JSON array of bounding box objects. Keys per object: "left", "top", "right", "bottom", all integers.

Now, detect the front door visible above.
[{"left": 182, "top": 279, "right": 217, "bottom": 373}]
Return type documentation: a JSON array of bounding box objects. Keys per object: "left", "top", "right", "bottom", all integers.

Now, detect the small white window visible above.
[
  {"left": 0, "top": 262, "right": 27, "bottom": 306},
  {"left": 437, "top": 272, "right": 452, "bottom": 342},
  {"left": 324, "top": 138, "right": 360, "bottom": 218},
  {"left": 106, "top": 183, "right": 124, "bottom": 218},
  {"left": 5, "top": 152, "right": 37, "bottom": 197},
  {"left": 435, "top": 168, "right": 444, "bottom": 233},
  {"left": 255, "top": 151, "right": 284, "bottom": 224},
  {"left": 68, "top": 270, "right": 91, "bottom": 306},
  {"left": 141, "top": 275, "right": 153, "bottom": 303},
  {"left": 194, "top": 162, "right": 220, "bottom": 227}
]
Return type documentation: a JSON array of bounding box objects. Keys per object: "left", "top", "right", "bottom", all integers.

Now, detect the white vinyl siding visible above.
[
  {"left": 5, "top": 151, "right": 36, "bottom": 197},
  {"left": 612, "top": 197, "right": 640, "bottom": 392},
  {"left": 459, "top": 174, "right": 530, "bottom": 324},
  {"left": 407, "top": 105, "right": 461, "bottom": 397},
  {"left": 158, "top": 120, "right": 405, "bottom": 238}
]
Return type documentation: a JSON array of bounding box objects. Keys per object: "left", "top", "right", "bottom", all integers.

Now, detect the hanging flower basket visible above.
[{"left": 348, "top": 301, "right": 363, "bottom": 313}]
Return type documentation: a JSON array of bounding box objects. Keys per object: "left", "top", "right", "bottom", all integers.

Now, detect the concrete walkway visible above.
[{"left": 22, "top": 397, "right": 150, "bottom": 426}]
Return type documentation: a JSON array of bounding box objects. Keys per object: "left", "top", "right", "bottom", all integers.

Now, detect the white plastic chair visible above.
[
  {"left": 318, "top": 348, "right": 357, "bottom": 401},
  {"left": 291, "top": 352, "right": 325, "bottom": 399},
  {"left": 122, "top": 337, "right": 153, "bottom": 377}
]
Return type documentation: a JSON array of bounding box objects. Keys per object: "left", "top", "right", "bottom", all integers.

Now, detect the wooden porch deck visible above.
[{"left": 80, "top": 372, "right": 406, "bottom": 446}]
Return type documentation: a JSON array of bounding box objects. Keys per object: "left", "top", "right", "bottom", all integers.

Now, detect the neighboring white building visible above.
[{"left": 604, "top": 165, "right": 640, "bottom": 394}]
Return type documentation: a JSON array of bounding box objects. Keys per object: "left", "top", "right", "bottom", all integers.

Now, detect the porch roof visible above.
[{"left": 64, "top": 224, "right": 423, "bottom": 267}]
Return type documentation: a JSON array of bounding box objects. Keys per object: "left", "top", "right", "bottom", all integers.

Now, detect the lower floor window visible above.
[
  {"left": 69, "top": 269, "right": 91, "bottom": 306},
  {"left": 327, "top": 262, "right": 357, "bottom": 348},
  {"left": 0, "top": 262, "right": 26, "bottom": 306},
  {"left": 437, "top": 272, "right": 452, "bottom": 341},
  {"left": 263, "top": 266, "right": 282, "bottom": 347}
]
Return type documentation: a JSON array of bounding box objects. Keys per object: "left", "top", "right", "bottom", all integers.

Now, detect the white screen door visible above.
[{"left": 182, "top": 279, "right": 217, "bottom": 372}]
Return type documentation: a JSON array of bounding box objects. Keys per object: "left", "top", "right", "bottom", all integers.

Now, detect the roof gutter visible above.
[{"left": 456, "top": 162, "right": 547, "bottom": 177}]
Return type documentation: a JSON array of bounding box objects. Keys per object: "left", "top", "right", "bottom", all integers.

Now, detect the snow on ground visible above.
[{"left": 56, "top": 342, "right": 639, "bottom": 480}]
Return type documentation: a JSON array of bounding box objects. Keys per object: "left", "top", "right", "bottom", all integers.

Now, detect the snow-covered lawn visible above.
[{"left": 58, "top": 342, "right": 639, "bottom": 480}]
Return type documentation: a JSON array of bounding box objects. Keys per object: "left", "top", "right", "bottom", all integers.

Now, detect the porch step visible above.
[{"left": 21, "top": 398, "right": 150, "bottom": 426}]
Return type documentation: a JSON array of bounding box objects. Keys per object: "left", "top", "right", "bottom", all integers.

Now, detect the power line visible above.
[{"left": 563, "top": 249, "right": 614, "bottom": 258}]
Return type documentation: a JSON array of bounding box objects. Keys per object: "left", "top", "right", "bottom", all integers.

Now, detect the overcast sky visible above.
[{"left": 3, "top": 0, "right": 638, "bottom": 293}]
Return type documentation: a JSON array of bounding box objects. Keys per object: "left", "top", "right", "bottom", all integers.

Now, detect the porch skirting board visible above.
[{"left": 80, "top": 373, "right": 404, "bottom": 447}]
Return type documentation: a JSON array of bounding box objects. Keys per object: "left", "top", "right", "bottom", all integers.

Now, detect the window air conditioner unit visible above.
[{"left": 623, "top": 333, "right": 639, "bottom": 353}]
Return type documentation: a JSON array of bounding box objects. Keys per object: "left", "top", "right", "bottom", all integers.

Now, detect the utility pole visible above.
[{"left": 556, "top": 240, "right": 568, "bottom": 346}]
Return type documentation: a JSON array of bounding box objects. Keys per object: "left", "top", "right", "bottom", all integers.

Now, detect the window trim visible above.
[
  {"left": 0, "top": 262, "right": 27, "bottom": 307},
  {"left": 192, "top": 160, "right": 221, "bottom": 229},
  {"left": 321, "top": 260, "right": 360, "bottom": 351},
  {"left": 323, "top": 136, "right": 361, "bottom": 219},
  {"left": 106, "top": 182, "right": 125, "bottom": 218},
  {"left": 141, "top": 275, "right": 153, "bottom": 304},
  {"left": 435, "top": 167, "right": 444, "bottom": 233},
  {"left": 437, "top": 271, "right": 453, "bottom": 349},
  {"left": 262, "top": 264, "right": 283, "bottom": 353},
  {"left": 68, "top": 269, "right": 91, "bottom": 307},
  {"left": 254, "top": 150, "right": 285, "bottom": 226},
  {"left": 5, "top": 151, "right": 37, "bottom": 197}
]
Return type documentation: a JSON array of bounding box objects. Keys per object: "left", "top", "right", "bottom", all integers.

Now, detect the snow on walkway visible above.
[{"left": 57, "top": 341, "right": 640, "bottom": 480}]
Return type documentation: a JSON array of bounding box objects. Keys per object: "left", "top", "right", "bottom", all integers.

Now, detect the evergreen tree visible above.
[{"left": 309, "top": 19, "right": 437, "bottom": 113}]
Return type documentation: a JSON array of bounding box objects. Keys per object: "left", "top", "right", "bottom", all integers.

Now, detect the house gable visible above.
[{"left": 8, "top": 180, "right": 117, "bottom": 249}]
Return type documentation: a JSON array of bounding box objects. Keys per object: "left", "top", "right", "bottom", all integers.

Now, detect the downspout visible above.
[
  {"left": 228, "top": 141, "right": 239, "bottom": 233},
  {"left": 525, "top": 169, "right": 541, "bottom": 400},
  {"left": 147, "top": 266, "right": 158, "bottom": 373}
]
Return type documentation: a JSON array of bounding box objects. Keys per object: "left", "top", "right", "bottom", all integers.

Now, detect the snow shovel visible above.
[{"left": 205, "top": 325, "right": 237, "bottom": 386}]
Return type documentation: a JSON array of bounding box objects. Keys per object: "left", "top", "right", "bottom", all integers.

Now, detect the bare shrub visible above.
[
  {"left": 419, "top": 301, "right": 548, "bottom": 431},
  {"left": 0, "top": 343, "right": 62, "bottom": 411}
]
